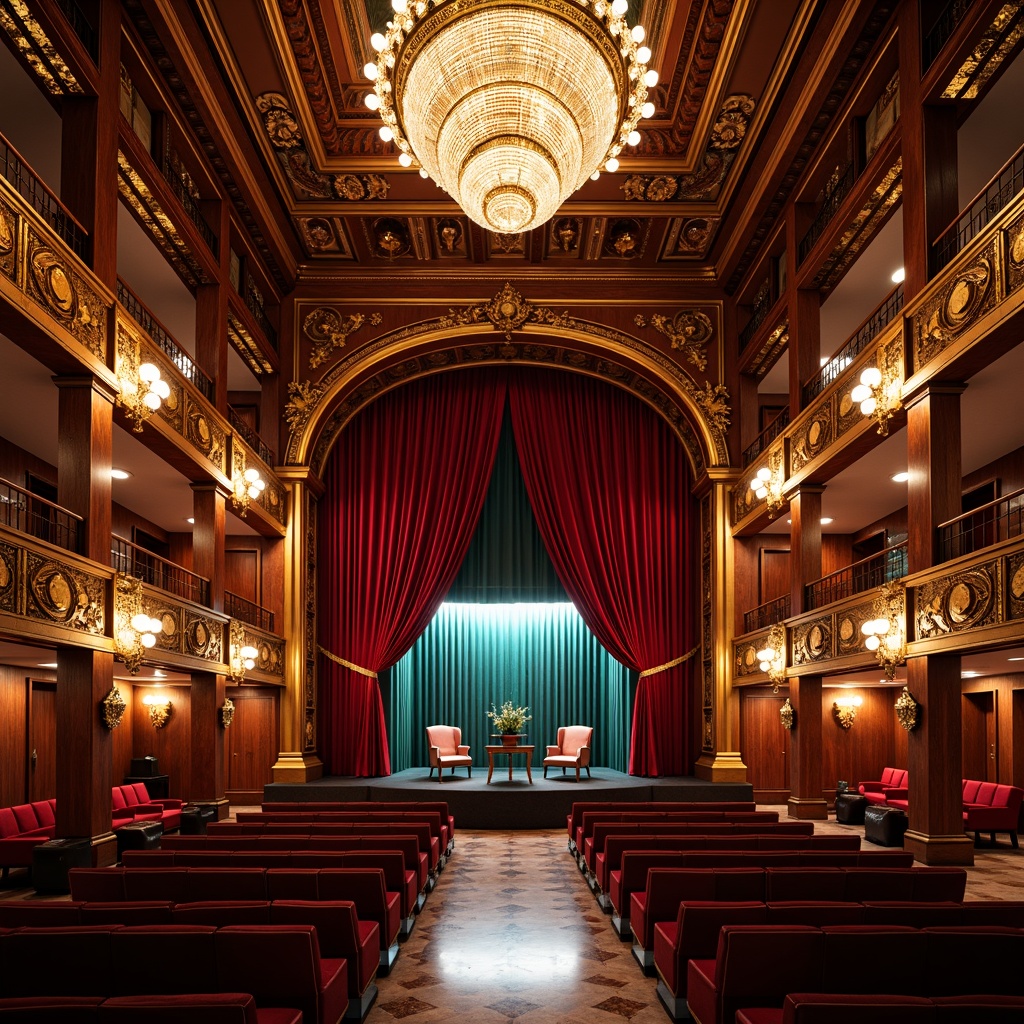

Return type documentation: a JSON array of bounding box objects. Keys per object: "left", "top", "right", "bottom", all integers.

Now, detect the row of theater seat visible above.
[{"left": 0, "top": 993, "right": 300, "bottom": 1023}]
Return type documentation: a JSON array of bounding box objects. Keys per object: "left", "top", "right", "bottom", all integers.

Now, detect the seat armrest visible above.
[
  {"left": 578, "top": 745, "right": 591, "bottom": 766},
  {"left": 149, "top": 799, "right": 184, "bottom": 810},
  {"left": 456, "top": 745, "right": 470, "bottom": 755},
  {"left": 545, "top": 745, "right": 560, "bottom": 756},
  {"left": 883, "top": 788, "right": 908, "bottom": 801}
]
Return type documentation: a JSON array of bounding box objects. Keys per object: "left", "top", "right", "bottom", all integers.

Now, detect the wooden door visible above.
[
  {"left": 28, "top": 680, "right": 56, "bottom": 801},
  {"left": 225, "top": 548, "right": 260, "bottom": 605},
  {"left": 225, "top": 687, "right": 278, "bottom": 804},
  {"left": 741, "top": 691, "right": 790, "bottom": 803},
  {"left": 962, "top": 691, "right": 997, "bottom": 782}
]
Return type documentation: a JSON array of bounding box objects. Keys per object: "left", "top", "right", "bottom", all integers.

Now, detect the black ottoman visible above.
[
  {"left": 835, "top": 792, "right": 868, "bottom": 824},
  {"left": 179, "top": 804, "right": 218, "bottom": 835},
  {"left": 115, "top": 820, "right": 163, "bottom": 861},
  {"left": 32, "top": 838, "right": 91, "bottom": 895},
  {"left": 864, "top": 805, "right": 908, "bottom": 846}
]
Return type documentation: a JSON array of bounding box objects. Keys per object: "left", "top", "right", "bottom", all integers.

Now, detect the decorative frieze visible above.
[
  {"left": 24, "top": 552, "right": 104, "bottom": 634},
  {"left": 915, "top": 563, "right": 1001, "bottom": 639},
  {"left": 1005, "top": 211, "right": 1024, "bottom": 294},
  {"left": 0, "top": 197, "right": 16, "bottom": 279}
]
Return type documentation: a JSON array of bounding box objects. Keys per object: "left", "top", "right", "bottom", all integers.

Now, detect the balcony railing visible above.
[
  {"left": 55, "top": 0, "right": 98, "bottom": 61},
  {"left": 738, "top": 278, "right": 772, "bottom": 351},
  {"left": 802, "top": 284, "right": 904, "bottom": 406},
  {"left": 111, "top": 536, "right": 210, "bottom": 606},
  {"left": 226, "top": 590, "right": 275, "bottom": 633},
  {"left": 0, "top": 133, "right": 88, "bottom": 260},
  {"left": 161, "top": 158, "right": 218, "bottom": 256},
  {"left": 742, "top": 408, "right": 791, "bottom": 467},
  {"left": 938, "top": 488, "right": 1024, "bottom": 563},
  {"left": 229, "top": 407, "right": 275, "bottom": 468},
  {"left": 805, "top": 542, "right": 908, "bottom": 611},
  {"left": 245, "top": 274, "right": 278, "bottom": 348},
  {"left": 932, "top": 140, "right": 1024, "bottom": 273},
  {"left": 0, "top": 477, "right": 82, "bottom": 553},
  {"left": 798, "top": 162, "right": 855, "bottom": 264},
  {"left": 117, "top": 279, "right": 216, "bottom": 403},
  {"left": 743, "top": 594, "right": 791, "bottom": 636},
  {"left": 923, "top": 0, "right": 973, "bottom": 70}
]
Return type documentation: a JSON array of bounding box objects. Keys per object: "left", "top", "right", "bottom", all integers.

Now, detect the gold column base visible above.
[
  {"left": 903, "top": 829, "right": 976, "bottom": 866},
  {"left": 271, "top": 754, "right": 325, "bottom": 783},
  {"left": 786, "top": 796, "right": 828, "bottom": 820},
  {"left": 693, "top": 752, "right": 748, "bottom": 783}
]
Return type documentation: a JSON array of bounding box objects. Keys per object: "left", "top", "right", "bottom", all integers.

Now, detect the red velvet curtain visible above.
[
  {"left": 318, "top": 371, "right": 507, "bottom": 776},
  {"left": 508, "top": 370, "right": 694, "bottom": 776}
]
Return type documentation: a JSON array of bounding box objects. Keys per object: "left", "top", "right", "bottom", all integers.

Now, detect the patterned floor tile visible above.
[
  {"left": 377, "top": 996, "right": 437, "bottom": 1019},
  {"left": 486, "top": 997, "right": 544, "bottom": 1018},
  {"left": 592, "top": 996, "right": 651, "bottom": 1019}
]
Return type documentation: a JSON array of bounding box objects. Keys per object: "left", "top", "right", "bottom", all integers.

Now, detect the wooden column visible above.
[
  {"left": 192, "top": 483, "right": 228, "bottom": 613},
  {"left": 188, "top": 669, "right": 228, "bottom": 818},
  {"left": 788, "top": 485, "right": 824, "bottom": 617},
  {"left": 787, "top": 675, "right": 827, "bottom": 820},
  {"left": 904, "top": 653, "right": 974, "bottom": 864},
  {"left": 196, "top": 281, "right": 229, "bottom": 414},
  {"left": 785, "top": 202, "right": 820, "bottom": 421}
]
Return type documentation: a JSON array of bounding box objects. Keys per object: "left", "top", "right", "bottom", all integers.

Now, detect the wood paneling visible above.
[
  {"left": 962, "top": 690, "right": 996, "bottom": 782},
  {"left": 130, "top": 684, "right": 191, "bottom": 800},
  {"left": 818, "top": 687, "right": 900, "bottom": 804},
  {"left": 112, "top": 683, "right": 135, "bottom": 785},
  {"left": 225, "top": 686, "right": 278, "bottom": 804},
  {"left": 28, "top": 680, "right": 56, "bottom": 801},
  {"left": 0, "top": 666, "right": 29, "bottom": 806},
  {"left": 759, "top": 548, "right": 790, "bottom": 603},
  {"left": 225, "top": 547, "right": 259, "bottom": 604},
  {"left": 740, "top": 691, "right": 789, "bottom": 802},
  {"left": 963, "top": 673, "right": 1024, "bottom": 785}
]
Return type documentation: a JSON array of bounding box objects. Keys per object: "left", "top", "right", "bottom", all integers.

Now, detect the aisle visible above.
[{"left": 367, "top": 829, "right": 668, "bottom": 1023}]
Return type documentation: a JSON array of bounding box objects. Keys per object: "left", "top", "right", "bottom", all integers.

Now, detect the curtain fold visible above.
[
  {"left": 508, "top": 370, "right": 694, "bottom": 776},
  {"left": 318, "top": 370, "right": 507, "bottom": 776}
]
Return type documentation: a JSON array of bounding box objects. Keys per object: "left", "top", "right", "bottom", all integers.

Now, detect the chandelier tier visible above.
[{"left": 367, "top": 0, "right": 656, "bottom": 235}]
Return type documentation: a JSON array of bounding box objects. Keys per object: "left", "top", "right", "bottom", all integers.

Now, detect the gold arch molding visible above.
[{"left": 285, "top": 307, "right": 732, "bottom": 479}]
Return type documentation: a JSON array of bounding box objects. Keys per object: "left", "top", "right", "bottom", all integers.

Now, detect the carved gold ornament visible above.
[
  {"left": 894, "top": 686, "right": 919, "bottom": 731},
  {"left": 142, "top": 693, "right": 173, "bottom": 729},
  {"left": 757, "top": 623, "right": 787, "bottom": 693},
  {"left": 440, "top": 282, "right": 573, "bottom": 340},
  {"left": 101, "top": 685, "right": 126, "bottom": 730},
  {"left": 634, "top": 310, "right": 714, "bottom": 371},
  {"left": 862, "top": 581, "right": 907, "bottom": 680},
  {"left": 304, "top": 308, "right": 373, "bottom": 369},
  {"left": 696, "top": 381, "right": 732, "bottom": 435},
  {"left": 220, "top": 697, "right": 235, "bottom": 728},
  {"left": 779, "top": 698, "right": 795, "bottom": 730},
  {"left": 832, "top": 696, "right": 862, "bottom": 730}
]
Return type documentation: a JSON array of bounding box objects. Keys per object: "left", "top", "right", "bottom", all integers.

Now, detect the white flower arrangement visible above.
[{"left": 487, "top": 700, "right": 532, "bottom": 734}]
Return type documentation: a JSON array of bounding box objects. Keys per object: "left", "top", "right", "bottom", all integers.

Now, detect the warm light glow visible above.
[
  {"left": 891, "top": 267, "right": 905, "bottom": 283},
  {"left": 111, "top": 468, "right": 132, "bottom": 480},
  {"left": 892, "top": 471, "right": 910, "bottom": 482}
]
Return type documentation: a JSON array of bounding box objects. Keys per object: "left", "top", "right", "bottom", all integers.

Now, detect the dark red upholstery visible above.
[
  {"left": 97, "top": 992, "right": 301, "bottom": 1024},
  {"left": 0, "top": 996, "right": 104, "bottom": 1020},
  {"left": 111, "top": 924, "right": 219, "bottom": 995},
  {"left": 0, "top": 925, "right": 118, "bottom": 997},
  {"left": 0, "top": 800, "right": 56, "bottom": 875},
  {"left": 112, "top": 783, "right": 183, "bottom": 831},
  {"left": 857, "top": 768, "right": 908, "bottom": 806},
  {"left": 735, "top": 992, "right": 936, "bottom": 1024},
  {"left": 962, "top": 781, "right": 1024, "bottom": 846},
  {"left": 0, "top": 901, "right": 83, "bottom": 926}
]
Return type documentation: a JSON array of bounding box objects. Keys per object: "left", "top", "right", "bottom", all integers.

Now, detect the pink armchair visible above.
[
  {"left": 425, "top": 725, "right": 472, "bottom": 782},
  {"left": 543, "top": 726, "right": 593, "bottom": 781}
]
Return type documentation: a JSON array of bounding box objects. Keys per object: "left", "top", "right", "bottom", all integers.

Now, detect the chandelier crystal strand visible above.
[{"left": 368, "top": 0, "right": 653, "bottom": 234}]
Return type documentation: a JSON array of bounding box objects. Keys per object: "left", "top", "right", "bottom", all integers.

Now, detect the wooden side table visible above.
[{"left": 485, "top": 744, "right": 535, "bottom": 784}]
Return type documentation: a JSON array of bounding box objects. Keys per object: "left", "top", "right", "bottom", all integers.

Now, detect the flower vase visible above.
[{"left": 501, "top": 734, "right": 519, "bottom": 747}]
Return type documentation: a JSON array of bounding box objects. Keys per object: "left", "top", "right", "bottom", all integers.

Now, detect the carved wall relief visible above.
[{"left": 915, "top": 564, "right": 1001, "bottom": 639}]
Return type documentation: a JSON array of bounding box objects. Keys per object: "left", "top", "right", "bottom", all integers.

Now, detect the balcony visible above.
[
  {"left": 743, "top": 594, "right": 792, "bottom": 635},
  {"left": 0, "top": 477, "right": 82, "bottom": 553},
  {"left": 111, "top": 536, "right": 210, "bottom": 606},
  {"left": 805, "top": 542, "right": 908, "bottom": 611},
  {"left": 228, "top": 407, "right": 275, "bottom": 469},
  {"left": 938, "top": 488, "right": 1024, "bottom": 563},
  {"left": 161, "top": 157, "right": 218, "bottom": 257},
  {"left": 798, "top": 162, "right": 855, "bottom": 265},
  {"left": 225, "top": 590, "right": 275, "bottom": 633},
  {"left": 743, "top": 408, "right": 790, "bottom": 467}
]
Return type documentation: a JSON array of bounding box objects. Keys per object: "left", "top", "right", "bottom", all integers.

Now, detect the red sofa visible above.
[
  {"left": 0, "top": 799, "right": 55, "bottom": 878},
  {"left": 112, "top": 783, "right": 183, "bottom": 831},
  {"left": 962, "top": 780, "right": 1024, "bottom": 847},
  {"left": 857, "top": 767, "right": 908, "bottom": 807}
]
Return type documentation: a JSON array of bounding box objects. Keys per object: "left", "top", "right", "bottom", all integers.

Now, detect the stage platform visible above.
[{"left": 265, "top": 768, "right": 754, "bottom": 830}]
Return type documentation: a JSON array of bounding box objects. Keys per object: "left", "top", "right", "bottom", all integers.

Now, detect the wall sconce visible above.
[
  {"left": 894, "top": 686, "right": 919, "bottom": 731},
  {"left": 231, "top": 464, "right": 266, "bottom": 517},
  {"left": 220, "top": 697, "right": 235, "bottom": 728},
  {"left": 779, "top": 697, "right": 795, "bottom": 730},
  {"left": 850, "top": 362, "right": 902, "bottom": 436},
  {"left": 832, "top": 695, "right": 863, "bottom": 729},
  {"left": 757, "top": 622, "right": 787, "bottom": 693},
  {"left": 748, "top": 464, "right": 785, "bottom": 518},
  {"left": 116, "top": 345, "right": 171, "bottom": 433},
  {"left": 114, "top": 573, "right": 163, "bottom": 675},
  {"left": 229, "top": 620, "right": 259, "bottom": 683},
  {"left": 142, "top": 692, "right": 173, "bottom": 729},
  {"left": 861, "top": 580, "right": 907, "bottom": 680},
  {"left": 101, "top": 685, "right": 126, "bottom": 729}
]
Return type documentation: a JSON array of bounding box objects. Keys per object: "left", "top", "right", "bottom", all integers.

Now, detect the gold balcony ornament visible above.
[
  {"left": 117, "top": 351, "right": 171, "bottom": 433},
  {"left": 779, "top": 697, "right": 795, "bottom": 730},
  {"left": 101, "top": 685, "right": 127, "bottom": 730},
  {"left": 231, "top": 465, "right": 266, "bottom": 517},
  {"left": 757, "top": 622, "right": 787, "bottom": 694},
  {"left": 229, "top": 620, "right": 259, "bottom": 683},
  {"left": 220, "top": 697, "right": 236, "bottom": 729},
  {"left": 849, "top": 363, "right": 901, "bottom": 436},
  {"left": 142, "top": 692, "right": 173, "bottom": 729},
  {"left": 365, "top": 0, "right": 658, "bottom": 234},
  {"left": 832, "top": 695, "right": 863, "bottom": 729},
  {"left": 861, "top": 580, "right": 907, "bottom": 680},
  {"left": 749, "top": 464, "right": 785, "bottom": 518},
  {"left": 894, "top": 686, "right": 919, "bottom": 732},
  {"left": 114, "top": 573, "right": 163, "bottom": 675}
]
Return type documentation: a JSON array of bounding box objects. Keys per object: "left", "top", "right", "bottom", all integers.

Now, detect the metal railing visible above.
[
  {"left": 738, "top": 278, "right": 772, "bottom": 351},
  {"left": 0, "top": 477, "right": 82, "bottom": 553},
  {"left": 161, "top": 158, "right": 218, "bottom": 256},
  {"left": 245, "top": 274, "right": 277, "bottom": 348},
  {"left": 802, "top": 285, "right": 903, "bottom": 406},
  {"left": 798, "top": 162, "right": 855, "bottom": 264},
  {"left": 0, "top": 133, "right": 88, "bottom": 260},
  {"left": 229, "top": 407, "right": 275, "bottom": 468},
  {"left": 742, "top": 408, "right": 790, "bottom": 467},
  {"left": 923, "top": 0, "right": 972, "bottom": 70},
  {"left": 55, "top": 0, "right": 98, "bottom": 60},
  {"left": 226, "top": 590, "right": 275, "bottom": 633},
  {"left": 805, "top": 542, "right": 908, "bottom": 611},
  {"left": 743, "top": 594, "right": 791, "bottom": 636},
  {"left": 932, "top": 141, "right": 1024, "bottom": 273},
  {"left": 110, "top": 536, "right": 210, "bottom": 606},
  {"left": 937, "top": 488, "right": 1024, "bottom": 563},
  {"left": 117, "top": 279, "right": 216, "bottom": 403}
]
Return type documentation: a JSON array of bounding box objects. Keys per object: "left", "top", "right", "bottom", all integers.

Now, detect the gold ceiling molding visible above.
[
  {"left": 748, "top": 321, "right": 789, "bottom": 381},
  {"left": 304, "top": 308, "right": 381, "bottom": 369},
  {"left": 439, "top": 282, "right": 573, "bottom": 341},
  {"left": 942, "top": 2, "right": 1024, "bottom": 100},
  {"left": 227, "top": 312, "right": 274, "bottom": 376},
  {"left": 0, "top": 0, "right": 83, "bottom": 95},
  {"left": 634, "top": 310, "right": 714, "bottom": 371}
]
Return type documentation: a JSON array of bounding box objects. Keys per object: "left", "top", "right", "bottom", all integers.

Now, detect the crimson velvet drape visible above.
[
  {"left": 318, "top": 371, "right": 506, "bottom": 776},
  {"left": 508, "top": 371, "right": 694, "bottom": 776}
]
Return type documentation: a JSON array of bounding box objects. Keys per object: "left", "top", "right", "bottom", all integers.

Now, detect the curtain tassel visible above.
[
  {"left": 638, "top": 646, "right": 699, "bottom": 678},
  {"left": 318, "top": 644, "right": 378, "bottom": 679}
]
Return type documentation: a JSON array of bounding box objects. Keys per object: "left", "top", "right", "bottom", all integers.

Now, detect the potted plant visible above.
[{"left": 487, "top": 700, "right": 532, "bottom": 746}]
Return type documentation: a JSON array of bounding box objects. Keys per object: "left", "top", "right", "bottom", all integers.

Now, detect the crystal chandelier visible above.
[{"left": 365, "top": 0, "right": 657, "bottom": 235}]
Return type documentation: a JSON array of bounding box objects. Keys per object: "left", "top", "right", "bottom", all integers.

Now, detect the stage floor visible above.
[{"left": 265, "top": 768, "right": 754, "bottom": 829}]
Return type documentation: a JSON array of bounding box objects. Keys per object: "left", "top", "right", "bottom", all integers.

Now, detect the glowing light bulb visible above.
[{"left": 644, "top": 69, "right": 659, "bottom": 87}]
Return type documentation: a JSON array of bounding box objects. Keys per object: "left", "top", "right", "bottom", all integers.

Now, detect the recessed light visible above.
[
  {"left": 891, "top": 267, "right": 905, "bottom": 284},
  {"left": 1008, "top": 657, "right": 1024, "bottom": 662},
  {"left": 186, "top": 517, "right": 195, "bottom": 525},
  {"left": 111, "top": 468, "right": 131, "bottom": 480},
  {"left": 961, "top": 670, "right": 980, "bottom": 678},
  {"left": 892, "top": 471, "right": 910, "bottom": 482},
  {"left": 820, "top": 517, "right": 833, "bottom": 525},
  {"left": 819, "top": 356, "right": 829, "bottom": 367},
  {"left": 38, "top": 662, "right": 57, "bottom": 669}
]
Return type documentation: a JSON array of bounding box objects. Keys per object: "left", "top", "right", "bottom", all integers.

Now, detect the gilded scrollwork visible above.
[
  {"left": 790, "top": 403, "right": 835, "bottom": 474},
  {"left": 915, "top": 565, "right": 1000, "bottom": 638},
  {"left": 634, "top": 310, "right": 714, "bottom": 371},
  {"left": 1006, "top": 211, "right": 1024, "bottom": 293},
  {"left": 286, "top": 380, "right": 327, "bottom": 435},
  {"left": 303, "top": 308, "right": 375, "bottom": 369},
  {"left": 1009, "top": 552, "right": 1024, "bottom": 620},
  {"left": 695, "top": 382, "right": 731, "bottom": 434},
  {"left": 0, "top": 200, "right": 15, "bottom": 278},
  {"left": 184, "top": 612, "right": 223, "bottom": 662},
  {"left": 734, "top": 639, "right": 761, "bottom": 679},
  {"left": 0, "top": 543, "right": 16, "bottom": 612},
  {"left": 710, "top": 94, "right": 756, "bottom": 150},
  {"left": 178, "top": 394, "right": 225, "bottom": 474},
  {"left": 791, "top": 618, "right": 834, "bottom": 666},
  {"left": 101, "top": 686, "right": 127, "bottom": 730},
  {"left": 780, "top": 698, "right": 795, "bottom": 730},
  {"left": 0, "top": 3, "right": 83, "bottom": 95},
  {"left": 25, "top": 555, "right": 104, "bottom": 634},
  {"left": 894, "top": 686, "right": 919, "bottom": 732},
  {"left": 440, "top": 282, "right": 573, "bottom": 341}
]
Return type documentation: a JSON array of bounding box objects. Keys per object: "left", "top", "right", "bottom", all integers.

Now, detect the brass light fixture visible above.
[
  {"left": 832, "top": 695, "right": 863, "bottom": 729},
  {"left": 894, "top": 685, "right": 919, "bottom": 731},
  {"left": 861, "top": 580, "right": 907, "bottom": 680},
  {"left": 779, "top": 697, "right": 795, "bottom": 730},
  {"left": 365, "top": 0, "right": 658, "bottom": 235},
  {"left": 757, "top": 622, "right": 787, "bottom": 693},
  {"left": 220, "top": 697, "right": 236, "bottom": 728},
  {"left": 101, "top": 685, "right": 127, "bottom": 729},
  {"left": 229, "top": 620, "right": 259, "bottom": 683},
  {"left": 850, "top": 362, "right": 902, "bottom": 436},
  {"left": 113, "top": 573, "right": 163, "bottom": 674},
  {"left": 116, "top": 345, "right": 171, "bottom": 432},
  {"left": 231, "top": 463, "right": 266, "bottom": 517},
  {"left": 749, "top": 464, "right": 785, "bottom": 518},
  {"left": 142, "top": 692, "right": 173, "bottom": 729}
]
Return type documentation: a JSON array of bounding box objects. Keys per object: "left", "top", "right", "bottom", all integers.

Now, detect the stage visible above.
[{"left": 265, "top": 768, "right": 754, "bottom": 829}]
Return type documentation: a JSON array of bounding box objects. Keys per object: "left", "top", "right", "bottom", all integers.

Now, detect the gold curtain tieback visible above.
[
  {"left": 318, "top": 644, "right": 378, "bottom": 679},
  {"left": 638, "top": 646, "right": 699, "bottom": 678}
]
